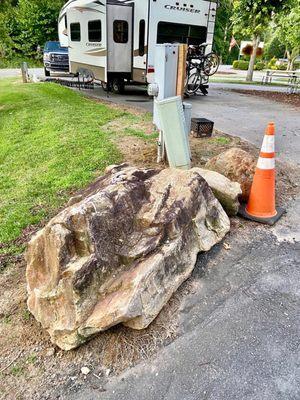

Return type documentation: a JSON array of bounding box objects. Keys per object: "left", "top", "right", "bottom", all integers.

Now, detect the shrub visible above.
[
  {"left": 267, "top": 57, "right": 277, "bottom": 69},
  {"left": 254, "top": 61, "right": 266, "bottom": 71},
  {"left": 294, "top": 62, "right": 300, "bottom": 70},
  {"left": 238, "top": 60, "right": 250, "bottom": 70},
  {"left": 232, "top": 60, "right": 250, "bottom": 70},
  {"left": 276, "top": 64, "right": 287, "bottom": 70},
  {"left": 232, "top": 60, "right": 240, "bottom": 69}
]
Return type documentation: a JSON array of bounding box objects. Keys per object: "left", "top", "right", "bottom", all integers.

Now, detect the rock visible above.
[
  {"left": 205, "top": 148, "right": 256, "bottom": 201},
  {"left": 194, "top": 168, "right": 242, "bottom": 216},
  {"left": 26, "top": 165, "right": 230, "bottom": 350},
  {"left": 81, "top": 367, "right": 91, "bottom": 375},
  {"left": 45, "top": 347, "right": 55, "bottom": 357}
]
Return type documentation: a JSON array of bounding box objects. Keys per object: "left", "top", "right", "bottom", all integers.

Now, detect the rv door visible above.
[{"left": 107, "top": 3, "right": 133, "bottom": 73}]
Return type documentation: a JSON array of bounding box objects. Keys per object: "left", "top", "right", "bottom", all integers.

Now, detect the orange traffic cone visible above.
[{"left": 239, "top": 122, "right": 285, "bottom": 225}]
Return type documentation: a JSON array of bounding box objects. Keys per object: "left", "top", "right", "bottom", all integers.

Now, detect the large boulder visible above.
[
  {"left": 205, "top": 148, "right": 256, "bottom": 201},
  {"left": 194, "top": 168, "right": 242, "bottom": 216},
  {"left": 26, "top": 165, "right": 230, "bottom": 350}
]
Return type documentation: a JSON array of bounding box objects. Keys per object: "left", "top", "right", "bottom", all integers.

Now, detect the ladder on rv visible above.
[{"left": 206, "top": 1, "right": 216, "bottom": 48}]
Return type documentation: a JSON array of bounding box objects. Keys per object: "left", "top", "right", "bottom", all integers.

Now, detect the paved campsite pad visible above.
[{"left": 0, "top": 93, "right": 299, "bottom": 399}]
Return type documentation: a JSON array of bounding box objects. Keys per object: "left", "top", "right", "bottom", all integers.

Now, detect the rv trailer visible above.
[{"left": 58, "top": 0, "right": 218, "bottom": 92}]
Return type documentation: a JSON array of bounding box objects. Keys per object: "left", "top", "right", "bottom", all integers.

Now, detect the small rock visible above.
[
  {"left": 223, "top": 242, "right": 231, "bottom": 250},
  {"left": 194, "top": 167, "right": 242, "bottom": 216},
  {"left": 45, "top": 347, "right": 55, "bottom": 357},
  {"left": 105, "top": 369, "right": 111, "bottom": 377},
  {"left": 81, "top": 367, "right": 91, "bottom": 376},
  {"left": 206, "top": 148, "right": 256, "bottom": 201}
]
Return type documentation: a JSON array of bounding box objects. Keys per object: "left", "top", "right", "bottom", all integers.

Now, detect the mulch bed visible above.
[{"left": 230, "top": 89, "right": 300, "bottom": 108}]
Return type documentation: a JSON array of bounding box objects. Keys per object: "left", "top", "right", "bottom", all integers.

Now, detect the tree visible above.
[
  {"left": 14, "top": 0, "right": 65, "bottom": 57},
  {"left": 275, "top": 3, "right": 300, "bottom": 70},
  {"left": 264, "top": 36, "right": 286, "bottom": 61},
  {"left": 0, "top": 0, "right": 65, "bottom": 61},
  {"left": 232, "top": 0, "right": 288, "bottom": 81},
  {"left": 214, "top": 0, "right": 239, "bottom": 65},
  {"left": 0, "top": 1, "right": 17, "bottom": 58}
]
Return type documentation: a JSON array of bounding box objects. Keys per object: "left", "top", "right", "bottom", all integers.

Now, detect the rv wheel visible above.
[
  {"left": 101, "top": 81, "right": 111, "bottom": 92},
  {"left": 111, "top": 78, "right": 124, "bottom": 94}
]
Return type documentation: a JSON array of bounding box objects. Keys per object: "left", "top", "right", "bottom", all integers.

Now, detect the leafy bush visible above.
[
  {"left": 232, "top": 60, "right": 249, "bottom": 70},
  {"left": 267, "top": 57, "right": 277, "bottom": 69},
  {"left": 232, "top": 60, "right": 240, "bottom": 69},
  {"left": 276, "top": 64, "right": 287, "bottom": 70},
  {"left": 239, "top": 60, "right": 249, "bottom": 70},
  {"left": 0, "top": 56, "right": 42, "bottom": 69},
  {"left": 294, "top": 62, "right": 300, "bottom": 70},
  {"left": 254, "top": 61, "right": 266, "bottom": 70}
]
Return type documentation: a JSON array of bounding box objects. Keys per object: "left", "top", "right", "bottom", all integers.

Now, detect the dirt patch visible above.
[
  {"left": 230, "top": 89, "right": 300, "bottom": 108},
  {"left": 1, "top": 111, "right": 299, "bottom": 400},
  {"left": 215, "top": 71, "right": 237, "bottom": 76},
  {"left": 113, "top": 129, "right": 299, "bottom": 207}
]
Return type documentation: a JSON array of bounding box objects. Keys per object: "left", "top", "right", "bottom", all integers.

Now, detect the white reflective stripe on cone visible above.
[
  {"left": 257, "top": 157, "right": 275, "bottom": 170},
  {"left": 261, "top": 135, "right": 275, "bottom": 153}
]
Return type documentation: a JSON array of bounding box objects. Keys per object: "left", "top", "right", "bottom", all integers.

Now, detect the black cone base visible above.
[{"left": 238, "top": 204, "right": 286, "bottom": 226}]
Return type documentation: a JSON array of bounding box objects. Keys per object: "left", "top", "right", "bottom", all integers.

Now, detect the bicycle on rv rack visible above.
[{"left": 185, "top": 43, "right": 220, "bottom": 96}]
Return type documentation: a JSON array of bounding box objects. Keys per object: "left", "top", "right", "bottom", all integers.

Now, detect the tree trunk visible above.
[
  {"left": 246, "top": 35, "right": 260, "bottom": 82},
  {"left": 286, "top": 50, "right": 292, "bottom": 71}
]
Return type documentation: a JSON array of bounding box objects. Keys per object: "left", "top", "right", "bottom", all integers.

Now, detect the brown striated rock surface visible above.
[
  {"left": 205, "top": 148, "right": 256, "bottom": 201},
  {"left": 26, "top": 165, "right": 230, "bottom": 350}
]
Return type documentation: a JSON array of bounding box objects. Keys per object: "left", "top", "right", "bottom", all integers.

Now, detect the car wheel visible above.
[{"left": 44, "top": 68, "right": 50, "bottom": 77}]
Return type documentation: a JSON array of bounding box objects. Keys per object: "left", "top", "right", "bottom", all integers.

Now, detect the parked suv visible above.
[{"left": 43, "top": 41, "right": 69, "bottom": 76}]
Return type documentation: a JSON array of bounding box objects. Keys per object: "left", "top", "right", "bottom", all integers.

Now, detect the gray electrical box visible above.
[{"left": 153, "top": 44, "right": 179, "bottom": 129}]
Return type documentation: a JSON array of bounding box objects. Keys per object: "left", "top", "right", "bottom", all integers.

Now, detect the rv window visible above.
[
  {"left": 65, "top": 14, "right": 67, "bottom": 30},
  {"left": 157, "top": 22, "right": 207, "bottom": 46},
  {"left": 113, "top": 20, "right": 128, "bottom": 44},
  {"left": 139, "top": 20, "right": 145, "bottom": 56},
  {"left": 88, "top": 20, "right": 102, "bottom": 42},
  {"left": 70, "top": 22, "right": 81, "bottom": 42}
]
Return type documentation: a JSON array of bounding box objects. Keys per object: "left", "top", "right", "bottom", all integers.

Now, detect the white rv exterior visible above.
[{"left": 58, "top": 0, "right": 217, "bottom": 88}]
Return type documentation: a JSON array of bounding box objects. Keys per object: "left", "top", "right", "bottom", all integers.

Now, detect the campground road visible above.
[{"left": 0, "top": 67, "right": 44, "bottom": 78}]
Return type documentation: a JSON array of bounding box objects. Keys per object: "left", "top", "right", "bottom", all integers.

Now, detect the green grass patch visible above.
[
  {"left": 0, "top": 57, "right": 43, "bottom": 69},
  {"left": 210, "top": 77, "right": 287, "bottom": 87},
  {"left": 212, "top": 136, "right": 231, "bottom": 145},
  {"left": 10, "top": 365, "right": 24, "bottom": 377},
  {"left": 0, "top": 79, "right": 146, "bottom": 249}
]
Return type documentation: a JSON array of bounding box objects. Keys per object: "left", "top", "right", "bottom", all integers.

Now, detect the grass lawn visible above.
[
  {"left": 0, "top": 78, "right": 151, "bottom": 255},
  {"left": 210, "top": 77, "right": 288, "bottom": 87}
]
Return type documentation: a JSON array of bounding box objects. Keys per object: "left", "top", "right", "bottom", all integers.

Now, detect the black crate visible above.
[{"left": 191, "top": 118, "right": 214, "bottom": 138}]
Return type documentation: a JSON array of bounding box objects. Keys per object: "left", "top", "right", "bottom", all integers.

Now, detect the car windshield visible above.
[{"left": 44, "top": 42, "right": 68, "bottom": 52}]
